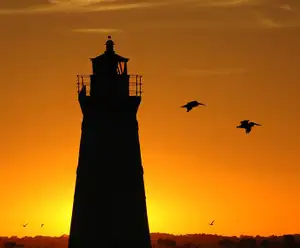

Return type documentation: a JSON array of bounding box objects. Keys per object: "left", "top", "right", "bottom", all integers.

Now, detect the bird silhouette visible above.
[
  {"left": 41, "top": 224, "right": 44, "bottom": 228},
  {"left": 181, "top": 100, "right": 206, "bottom": 112},
  {"left": 237, "top": 120, "right": 262, "bottom": 134},
  {"left": 209, "top": 220, "right": 215, "bottom": 225},
  {"left": 22, "top": 223, "right": 28, "bottom": 227}
]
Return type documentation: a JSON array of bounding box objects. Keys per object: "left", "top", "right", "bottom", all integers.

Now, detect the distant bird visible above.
[
  {"left": 22, "top": 223, "right": 28, "bottom": 227},
  {"left": 237, "top": 120, "right": 262, "bottom": 134},
  {"left": 209, "top": 220, "right": 215, "bottom": 226},
  {"left": 181, "top": 100, "right": 206, "bottom": 112},
  {"left": 41, "top": 224, "right": 44, "bottom": 228}
]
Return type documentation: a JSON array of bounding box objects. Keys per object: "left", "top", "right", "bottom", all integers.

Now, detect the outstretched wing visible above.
[
  {"left": 240, "top": 120, "right": 249, "bottom": 125},
  {"left": 251, "top": 122, "right": 261, "bottom": 126},
  {"left": 185, "top": 100, "right": 197, "bottom": 107}
]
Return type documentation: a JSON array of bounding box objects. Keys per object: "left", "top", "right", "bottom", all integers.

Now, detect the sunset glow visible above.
[{"left": 0, "top": 0, "right": 300, "bottom": 238}]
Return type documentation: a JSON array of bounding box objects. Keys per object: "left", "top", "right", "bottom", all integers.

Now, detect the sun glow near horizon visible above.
[{"left": 1, "top": 0, "right": 300, "bottom": 238}]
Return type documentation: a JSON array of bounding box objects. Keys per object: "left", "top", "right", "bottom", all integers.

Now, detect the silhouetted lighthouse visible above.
[{"left": 68, "top": 36, "right": 152, "bottom": 248}]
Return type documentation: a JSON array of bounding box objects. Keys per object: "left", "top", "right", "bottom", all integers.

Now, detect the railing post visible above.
[
  {"left": 81, "top": 76, "right": 84, "bottom": 93},
  {"left": 77, "top": 75, "right": 80, "bottom": 95},
  {"left": 140, "top": 76, "right": 142, "bottom": 96},
  {"left": 136, "top": 75, "right": 138, "bottom": 96},
  {"left": 77, "top": 75, "right": 92, "bottom": 96}
]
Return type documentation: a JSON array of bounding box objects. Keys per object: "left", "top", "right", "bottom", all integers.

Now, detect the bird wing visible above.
[
  {"left": 251, "top": 122, "right": 261, "bottom": 126},
  {"left": 245, "top": 127, "right": 251, "bottom": 134},
  {"left": 211, "top": 220, "right": 215, "bottom": 224},
  {"left": 241, "top": 120, "right": 249, "bottom": 125},
  {"left": 189, "top": 100, "right": 198, "bottom": 106}
]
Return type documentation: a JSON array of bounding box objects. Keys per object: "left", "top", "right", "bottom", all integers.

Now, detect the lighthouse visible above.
[{"left": 68, "top": 36, "right": 152, "bottom": 248}]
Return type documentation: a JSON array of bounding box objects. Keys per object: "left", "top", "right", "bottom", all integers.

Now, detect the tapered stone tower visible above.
[{"left": 68, "top": 36, "right": 152, "bottom": 248}]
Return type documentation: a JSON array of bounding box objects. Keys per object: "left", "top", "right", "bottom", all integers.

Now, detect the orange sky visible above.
[{"left": 0, "top": 0, "right": 300, "bottom": 238}]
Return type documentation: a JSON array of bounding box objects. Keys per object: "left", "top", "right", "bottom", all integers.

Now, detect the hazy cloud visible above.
[
  {"left": 257, "top": 18, "right": 300, "bottom": 29},
  {"left": 252, "top": 5, "right": 300, "bottom": 29},
  {"left": 72, "top": 28, "right": 123, "bottom": 33},
  {"left": 190, "top": 0, "right": 299, "bottom": 9},
  {"left": 48, "top": 0, "right": 117, "bottom": 5},
  {"left": 258, "top": 17, "right": 283, "bottom": 28},
  {"left": 259, "top": 17, "right": 285, "bottom": 28},
  {"left": 183, "top": 68, "right": 246, "bottom": 76},
  {"left": 186, "top": 0, "right": 300, "bottom": 29},
  {"left": 1, "top": 0, "right": 299, "bottom": 30},
  {"left": 193, "top": 0, "right": 257, "bottom": 8},
  {"left": 0, "top": 0, "right": 164, "bottom": 14},
  {"left": 0, "top": 0, "right": 266, "bottom": 15},
  {"left": 279, "top": 4, "right": 292, "bottom": 12}
]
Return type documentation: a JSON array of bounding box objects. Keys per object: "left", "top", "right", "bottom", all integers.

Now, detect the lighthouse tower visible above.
[{"left": 68, "top": 36, "right": 152, "bottom": 248}]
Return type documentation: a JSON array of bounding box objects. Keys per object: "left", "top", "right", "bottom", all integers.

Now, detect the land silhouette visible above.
[{"left": 1, "top": 233, "right": 300, "bottom": 248}]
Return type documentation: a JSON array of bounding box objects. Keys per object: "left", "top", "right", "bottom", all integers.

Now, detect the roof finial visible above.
[{"left": 105, "top": 35, "right": 114, "bottom": 53}]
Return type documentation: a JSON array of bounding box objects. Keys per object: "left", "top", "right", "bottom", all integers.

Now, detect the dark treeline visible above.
[{"left": 1, "top": 233, "right": 300, "bottom": 248}]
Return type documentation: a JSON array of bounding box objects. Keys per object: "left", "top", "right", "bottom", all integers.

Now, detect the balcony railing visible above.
[{"left": 77, "top": 74, "right": 142, "bottom": 97}]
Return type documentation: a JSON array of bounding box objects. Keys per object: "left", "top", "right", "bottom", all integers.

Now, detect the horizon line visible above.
[{"left": 3, "top": 232, "right": 300, "bottom": 239}]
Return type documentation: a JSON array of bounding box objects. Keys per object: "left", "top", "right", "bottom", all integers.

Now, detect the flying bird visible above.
[
  {"left": 22, "top": 223, "right": 28, "bottom": 227},
  {"left": 41, "top": 224, "right": 44, "bottom": 228},
  {"left": 181, "top": 100, "right": 206, "bottom": 112},
  {"left": 237, "top": 120, "right": 262, "bottom": 134},
  {"left": 209, "top": 220, "right": 215, "bottom": 226}
]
